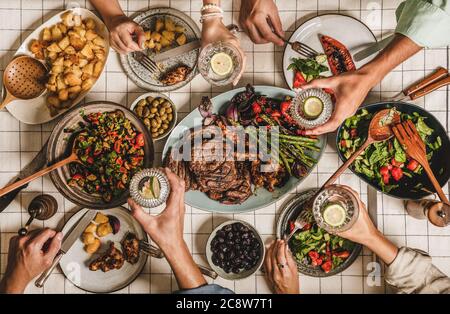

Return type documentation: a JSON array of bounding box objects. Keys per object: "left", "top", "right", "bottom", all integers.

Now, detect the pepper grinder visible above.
[
  {"left": 404, "top": 199, "right": 450, "bottom": 227},
  {"left": 18, "top": 194, "right": 58, "bottom": 236}
]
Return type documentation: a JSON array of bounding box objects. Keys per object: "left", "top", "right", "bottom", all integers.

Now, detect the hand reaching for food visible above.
[
  {"left": 106, "top": 15, "right": 146, "bottom": 54},
  {"left": 264, "top": 239, "right": 299, "bottom": 294},
  {"left": 239, "top": 0, "right": 284, "bottom": 46},
  {"left": 0, "top": 229, "right": 63, "bottom": 294}
]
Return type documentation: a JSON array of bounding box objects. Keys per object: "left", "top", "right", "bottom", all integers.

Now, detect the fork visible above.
[
  {"left": 392, "top": 120, "right": 449, "bottom": 204},
  {"left": 284, "top": 208, "right": 313, "bottom": 242},
  {"left": 139, "top": 240, "right": 218, "bottom": 279},
  {"left": 133, "top": 51, "right": 160, "bottom": 74}
]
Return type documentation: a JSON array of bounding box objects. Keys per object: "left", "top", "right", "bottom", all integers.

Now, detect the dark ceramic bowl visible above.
[
  {"left": 47, "top": 101, "right": 154, "bottom": 209},
  {"left": 336, "top": 102, "right": 450, "bottom": 200},
  {"left": 276, "top": 189, "right": 362, "bottom": 277}
]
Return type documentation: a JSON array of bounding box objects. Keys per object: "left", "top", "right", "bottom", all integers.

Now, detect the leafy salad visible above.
[
  {"left": 287, "top": 56, "right": 328, "bottom": 88},
  {"left": 338, "top": 108, "right": 443, "bottom": 193},
  {"left": 288, "top": 220, "right": 355, "bottom": 273}
]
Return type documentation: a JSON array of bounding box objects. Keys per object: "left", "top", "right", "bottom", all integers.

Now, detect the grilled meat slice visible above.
[
  {"left": 160, "top": 65, "right": 191, "bottom": 85},
  {"left": 121, "top": 233, "right": 140, "bottom": 265},
  {"left": 89, "top": 243, "right": 125, "bottom": 272}
]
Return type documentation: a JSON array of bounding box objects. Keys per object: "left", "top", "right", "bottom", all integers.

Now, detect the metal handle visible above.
[
  {"left": 140, "top": 242, "right": 218, "bottom": 279},
  {"left": 35, "top": 251, "right": 64, "bottom": 288}
]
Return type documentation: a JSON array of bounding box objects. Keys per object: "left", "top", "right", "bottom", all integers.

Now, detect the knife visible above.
[
  {"left": 353, "top": 35, "right": 394, "bottom": 62},
  {"left": 0, "top": 141, "right": 48, "bottom": 213},
  {"left": 35, "top": 210, "right": 97, "bottom": 288},
  {"left": 389, "top": 67, "right": 449, "bottom": 101},
  {"left": 153, "top": 40, "right": 201, "bottom": 63},
  {"left": 367, "top": 186, "right": 378, "bottom": 262}
]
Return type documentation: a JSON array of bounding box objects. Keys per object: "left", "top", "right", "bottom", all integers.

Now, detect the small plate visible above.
[
  {"left": 120, "top": 7, "right": 200, "bottom": 92},
  {"left": 129, "top": 92, "right": 178, "bottom": 141},
  {"left": 283, "top": 14, "right": 377, "bottom": 89},
  {"left": 6, "top": 8, "right": 110, "bottom": 125},
  {"left": 276, "top": 189, "right": 362, "bottom": 277},
  {"left": 206, "top": 220, "right": 265, "bottom": 280},
  {"left": 59, "top": 207, "right": 148, "bottom": 293}
]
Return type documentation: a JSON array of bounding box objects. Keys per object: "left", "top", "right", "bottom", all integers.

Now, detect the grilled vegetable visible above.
[{"left": 320, "top": 35, "right": 356, "bottom": 75}]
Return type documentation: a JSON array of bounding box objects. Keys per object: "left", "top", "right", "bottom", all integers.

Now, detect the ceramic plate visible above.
[
  {"left": 60, "top": 207, "right": 148, "bottom": 293},
  {"left": 120, "top": 7, "right": 200, "bottom": 92},
  {"left": 162, "top": 86, "right": 327, "bottom": 213},
  {"left": 276, "top": 189, "right": 362, "bottom": 277},
  {"left": 283, "top": 14, "right": 377, "bottom": 89},
  {"left": 6, "top": 8, "right": 110, "bottom": 125},
  {"left": 47, "top": 101, "right": 154, "bottom": 209}
]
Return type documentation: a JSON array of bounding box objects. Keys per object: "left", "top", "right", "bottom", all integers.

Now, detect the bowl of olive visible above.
[{"left": 130, "top": 93, "right": 177, "bottom": 141}]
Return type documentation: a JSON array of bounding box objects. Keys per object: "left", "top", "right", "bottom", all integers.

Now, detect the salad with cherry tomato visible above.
[
  {"left": 288, "top": 220, "right": 354, "bottom": 273},
  {"left": 67, "top": 110, "right": 145, "bottom": 202},
  {"left": 338, "top": 108, "right": 442, "bottom": 193}
]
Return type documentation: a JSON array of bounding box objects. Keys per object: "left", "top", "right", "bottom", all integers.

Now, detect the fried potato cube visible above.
[
  {"left": 68, "top": 85, "right": 81, "bottom": 94},
  {"left": 58, "top": 88, "right": 69, "bottom": 101},
  {"left": 146, "top": 39, "right": 155, "bottom": 49},
  {"left": 94, "top": 212, "right": 109, "bottom": 224},
  {"left": 58, "top": 36, "right": 70, "bottom": 50},
  {"left": 53, "top": 56, "right": 64, "bottom": 66},
  {"left": 48, "top": 74, "right": 57, "bottom": 85},
  {"left": 92, "top": 37, "right": 105, "bottom": 48},
  {"left": 85, "top": 29, "right": 97, "bottom": 41},
  {"left": 95, "top": 51, "right": 105, "bottom": 61},
  {"left": 47, "top": 42, "right": 62, "bottom": 53},
  {"left": 64, "top": 72, "right": 82, "bottom": 86},
  {"left": 176, "top": 34, "right": 186, "bottom": 46},
  {"left": 82, "top": 232, "right": 96, "bottom": 245},
  {"left": 56, "top": 75, "right": 66, "bottom": 90},
  {"left": 82, "top": 62, "right": 94, "bottom": 76},
  {"left": 42, "top": 27, "right": 52, "bottom": 41},
  {"left": 73, "top": 26, "right": 86, "bottom": 38},
  {"left": 47, "top": 94, "right": 61, "bottom": 108},
  {"left": 96, "top": 222, "right": 113, "bottom": 237},
  {"left": 164, "top": 17, "right": 175, "bottom": 32},
  {"left": 78, "top": 58, "right": 88, "bottom": 67},
  {"left": 57, "top": 22, "right": 68, "bottom": 35},
  {"left": 160, "top": 36, "right": 170, "bottom": 48},
  {"left": 84, "top": 17, "right": 96, "bottom": 30},
  {"left": 175, "top": 25, "right": 185, "bottom": 33},
  {"left": 93, "top": 61, "right": 103, "bottom": 77},
  {"left": 48, "top": 51, "right": 58, "bottom": 61},
  {"left": 69, "top": 35, "right": 85, "bottom": 51},
  {"left": 64, "top": 45, "right": 76, "bottom": 55},
  {"left": 80, "top": 44, "right": 94, "bottom": 59},
  {"left": 155, "top": 18, "right": 164, "bottom": 32},
  {"left": 51, "top": 25, "right": 63, "bottom": 41},
  {"left": 155, "top": 42, "right": 162, "bottom": 52},
  {"left": 46, "top": 83, "right": 57, "bottom": 92},
  {"left": 85, "top": 238, "right": 101, "bottom": 254},
  {"left": 150, "top": 32, "right": 162, "bottom": 42},
  {"left": 29, "top": 39, "right": 44, "bottom": 57},
  {"left": 144, "top": 30, "right": 151, "bottom": 40},
  {"left": 85, "top": 222, "right": 97, "bottom": 233},
  {"left": 162, "top": 30, "right": 175, "bottom": 42},
  {"left": 61, "top": 11, "right": 75, "bottom": 27},
  {"left": 73, "top": 14, "right": 82, "bottom": 27},
  {"left": 81, "top": 78, "right": 94, "bottom": 91},
  {"left": 51, "top": 64, "right": 64, "bottom": 74}
]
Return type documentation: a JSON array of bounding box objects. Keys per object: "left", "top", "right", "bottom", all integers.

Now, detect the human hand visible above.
[
  {"left": 201, "top": 18, "right": 246, "bottom": 85},
  {"left": 105, "top": 14, "right": 145, "bottom": 54},
  {"left": 128, "top": 168, "right": 186, "bottom": 252},
  {"left": 335, "top": 186, "right": 378, "bottom": 246},
  {"left": 302, "top": 69, "right": 378, "bottom": 135},
  {"left": 264, "top": 239, "right": 299, "bottom": 294},
  {"left": 0, "top": 229, "right": 63, "bottom": 294},
  {"left": 239, "top": 0, "right": 284, "bottom": 46}
]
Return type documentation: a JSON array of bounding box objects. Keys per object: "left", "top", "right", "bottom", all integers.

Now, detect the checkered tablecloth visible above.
[{"left": 0, "top": 0, "right": 449, "bottom": 294}]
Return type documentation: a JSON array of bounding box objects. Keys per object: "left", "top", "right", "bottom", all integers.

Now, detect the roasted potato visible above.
[
  {"left": 176, "top": 34, "right": 186, "bottom": 46},
  {"left": 82, "top": 232, "right": 96, "bottom": 245},
  {"left": 96, "top": 222, "right": 113, "bottom": 237},
  {"left": 85, "top": 222, "right": 97, "bottom": 233},
  {"left": 94, "top": 212, "right": 109, "bottom": 224},
  {"left": 85, "top": 238, "right": 101, "bottom": 254}
]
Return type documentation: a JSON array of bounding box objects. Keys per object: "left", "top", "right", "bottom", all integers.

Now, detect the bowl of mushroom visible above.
[
  {"left": 6, "top": 8, "right": 109, "bottom": 125},
  {"left": 130, "top": 93, "right": 177, "bottom": 141}
]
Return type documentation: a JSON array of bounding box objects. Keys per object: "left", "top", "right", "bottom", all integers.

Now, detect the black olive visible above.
[
  {"left": 219, "top": 252, "right": 225, "bottom": 260},
  {"left": 216, "top": 230, "right": 226, "bottom": 238},
  {"left": 223, "top": 225, "right": 232, "bottom": 232}
]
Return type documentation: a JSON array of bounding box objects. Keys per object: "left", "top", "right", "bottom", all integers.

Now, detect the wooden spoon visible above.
[
  {"left": 0, "top": 140, "right": 80, "bottom": 197},
  {"left": 323, "top": 108, "right": 401, "bottom": 188}
]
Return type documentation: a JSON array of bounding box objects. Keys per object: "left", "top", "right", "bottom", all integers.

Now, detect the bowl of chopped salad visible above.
[
  {"left": 277, "top": 189, "right": 361, "bottom": 277},
  {"left": 47, "top": 102, "right": 154, "bottom": 209},
  {"left": 336, "top": 102, "right": 450, "bottom": 199}
]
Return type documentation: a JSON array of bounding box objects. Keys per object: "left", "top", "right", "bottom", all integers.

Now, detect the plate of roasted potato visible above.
[
  {"left": 120, "top": 7, "right": 200, "bottom": 92},
  {"left": 59, "top": 207, "right": 148, "bottom": 293},
  {"left": 5, "top": 8, "right": 109, "bottom": 124}
]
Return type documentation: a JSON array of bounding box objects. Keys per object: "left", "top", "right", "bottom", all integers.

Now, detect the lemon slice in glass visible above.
[
  {"left": 210, "top": 52, "right": 233, "bottom": 76},
  {"left": 303, "top": 96, "right": 324, "bottom": 119},
  {"left": 323, "top": 203, "right": 346, "bottom": 227}
]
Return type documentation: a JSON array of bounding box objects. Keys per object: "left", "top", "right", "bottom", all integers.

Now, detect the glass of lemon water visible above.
[
  {"left": 198, "top": 42, "right": 243, "bottom": 86},
  {"left": 312, "top": 185, "right": 360, "bottom": 233}
]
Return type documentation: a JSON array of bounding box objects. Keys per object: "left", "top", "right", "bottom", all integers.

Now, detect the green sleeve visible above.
[{"left": 395, "top": 0, "right": 450, "bottom": 48}]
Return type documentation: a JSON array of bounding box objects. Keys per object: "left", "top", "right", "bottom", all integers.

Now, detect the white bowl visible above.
[
  {"left": 129, "top": 92, "right": 178, "bottom": 141},
  {"left": 206, "top": 220, "right": 265, "bottom": 280}
]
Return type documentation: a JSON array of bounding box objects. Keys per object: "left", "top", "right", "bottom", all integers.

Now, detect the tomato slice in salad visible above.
[{"left": 319, "top": 35, "right": 356, "bottom": 75}]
